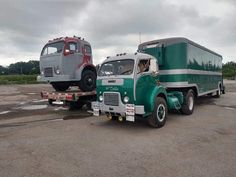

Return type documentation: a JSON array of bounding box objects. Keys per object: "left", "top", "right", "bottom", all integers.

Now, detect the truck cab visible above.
[
  {"left": 93, "top": 53, "right": 176, "bottom": 128},
  {"left": 37, "top": 36, "right": 96, "bottom": 92}
]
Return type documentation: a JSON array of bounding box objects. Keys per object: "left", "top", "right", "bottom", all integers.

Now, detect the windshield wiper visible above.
[{"left": 120, "top": 69, "right": 132, "bottom": 75}]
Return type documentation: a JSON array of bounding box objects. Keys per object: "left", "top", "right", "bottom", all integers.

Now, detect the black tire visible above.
[
  {"left": 51, "top": 82, "right": 70, "bottom": 92},
  {"left": 222, "top": 85, "right": 225, "bottom": 94},
  {"left": 79, "top": 70, "right": 96, "bottom": 92},
  {"left": 48, "top": 99, "right": 54, "bottom": 105},
  {"left": 68, "top": 101, "right": 84, "bottom": 111},
  {"left": 111, "top": 116, "right": 118, "bottom": 121},
  {"left": 148, "top": 97, "right": 168, "bottom": 128},
  {"left": 181, "top": 89, "right": 195, "bottom": 115}
]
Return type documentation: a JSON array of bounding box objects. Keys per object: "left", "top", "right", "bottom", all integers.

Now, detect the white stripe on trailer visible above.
[{"left": 159, "top": 69, "right": 222, "bottom": 76}]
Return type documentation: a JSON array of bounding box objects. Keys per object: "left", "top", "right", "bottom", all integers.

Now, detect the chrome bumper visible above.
[
  {"left": 37, "top": 75, "right": 71, "bottom": 82},
  {"left": 92, "top": 101, "right": 145, "bottom": 117}
]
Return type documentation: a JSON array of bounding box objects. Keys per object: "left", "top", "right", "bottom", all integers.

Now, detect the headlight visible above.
[
  {"left": 56, "top": 69, "right": 60, "bottom": 74},
  {"left": 41, "top": 70, "right": 44, "bottom": 75},
  {"left": 99, "top": 95, "right": 103, "bottom": 102},
  {"left": 123, "top": 96, "right": 129, "bottom": 103}
]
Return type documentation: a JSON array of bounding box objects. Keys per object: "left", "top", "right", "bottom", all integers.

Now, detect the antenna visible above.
[{"left": 139, "top": 32, "right": 141, "bottom": 44}]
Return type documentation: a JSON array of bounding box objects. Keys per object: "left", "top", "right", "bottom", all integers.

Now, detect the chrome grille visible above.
[
  {"left": 44, "top": 67, "right": 53, "bottom": 77},
  {"left": 104, "top": 93, "right": 119, "bottom": 106}
]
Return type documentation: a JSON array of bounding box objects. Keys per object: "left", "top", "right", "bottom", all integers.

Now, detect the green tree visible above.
[
  {"left": 7, "top": 60, "right": 39, "bottom": 75},
  {"left": 222, "top": 61, "right": 236, "bottom": 78}
]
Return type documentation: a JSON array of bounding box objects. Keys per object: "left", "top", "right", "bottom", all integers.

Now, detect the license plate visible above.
[
  {"left": 126, "top": 104, "right": 135, "bottom": 116},
  {"left": 126, "top": 104, "right": 135, "bottom": 122}
]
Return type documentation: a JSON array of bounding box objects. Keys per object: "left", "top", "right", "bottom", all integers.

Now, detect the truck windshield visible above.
[
  {"left": 98, "top": 59, "right": 134, "bottom": 76},
  {"left": 41, "top": 41, "right": 64, "bottom": 56}
]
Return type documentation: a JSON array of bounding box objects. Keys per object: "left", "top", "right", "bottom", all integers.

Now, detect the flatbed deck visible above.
[{"left": 41, "top": 89, "right": 96, "bottom": 109}]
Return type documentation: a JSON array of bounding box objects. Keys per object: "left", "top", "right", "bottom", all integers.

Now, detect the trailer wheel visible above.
[
  {"left": 215, "top": 85, "right": 221, "bottom": 98},
  {"left": 181, "top": 89, "right": 195, "bottom": 115},
  {"left": 79, "top": 70, "right": 96, "bottom": 92},
  {"left": 148, "top": 97, "right": 168, "bottom": 128}
]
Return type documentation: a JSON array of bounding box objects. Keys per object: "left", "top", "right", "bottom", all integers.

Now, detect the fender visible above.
[
  {"left": 148, "top": 85, "right": 168, "bottom": 112},
  {"left": 75, "top": 63, "right": 96, "bottom": 80}
]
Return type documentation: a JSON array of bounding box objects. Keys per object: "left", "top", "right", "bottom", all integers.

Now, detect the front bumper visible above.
[
  {"left": 37, "top": 75, "right": 71, "bottom": 82},
  {"left": 92, "top": 101, "right": 145, "bottom": 121}
]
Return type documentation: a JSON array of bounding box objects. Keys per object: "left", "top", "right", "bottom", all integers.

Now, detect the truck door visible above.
[{"left": 62, "top": 41, "right": 81, "bottom": 79}]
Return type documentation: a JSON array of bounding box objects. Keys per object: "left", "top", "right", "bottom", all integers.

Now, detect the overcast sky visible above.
[{"left": 0, "top": 0, "right": 235, "bottom": 66}]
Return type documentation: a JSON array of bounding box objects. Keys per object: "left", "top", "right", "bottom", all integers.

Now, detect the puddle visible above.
[
  {"left": 224, "top": 107, "right": 235, "bottom": 110},
  {"left": 19, "top": 102, "right": 26, "bottom": 105},
  {"left": 0, "top": 111, "right": 12, "bottom": 115},
  {"left": 87, "top": 110, "right": 93, "bottom": 114},
  {"left": 54, "top": 107, "right": 69, "bottom": 111},
  {"left": 32, "top": 99, "right": 47, "bottom": 103},
  {"left": 20, "top": 105, "right": 48, "bottom": 110}
]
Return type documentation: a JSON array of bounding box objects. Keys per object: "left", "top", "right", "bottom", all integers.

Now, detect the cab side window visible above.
[
  {"left": 68, "top": 42, "right": 77, "bottom": 53},
  {"left": 84, "top": 45, "right": 92, "bottom": 54},
  {"left": 137, "top": 59, "right": 150, "bottom": 73}
]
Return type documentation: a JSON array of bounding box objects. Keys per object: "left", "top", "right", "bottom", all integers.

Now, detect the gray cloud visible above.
[{"left": 0, "top": 0, "right": 235, "bottom": 65}]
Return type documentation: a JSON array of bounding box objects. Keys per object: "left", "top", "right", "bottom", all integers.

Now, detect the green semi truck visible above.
[{"left": 92, "top": 37, "right": 225, "bottom": 128}]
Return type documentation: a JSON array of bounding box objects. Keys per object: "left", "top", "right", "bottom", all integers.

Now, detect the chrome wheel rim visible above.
[
  {"left": 188, "top": 96, "right": 194, "bottom": 110},
  {"left": 157, "top": 104, "right": 165, "bottom": 122}
]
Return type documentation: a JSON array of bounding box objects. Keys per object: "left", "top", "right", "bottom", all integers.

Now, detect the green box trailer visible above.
[
  {"left": 92, "top": 37, "right": 225, "bottom": 128},
  {"left": 138, "top": 37, "right": 224, "bottom": 96}
]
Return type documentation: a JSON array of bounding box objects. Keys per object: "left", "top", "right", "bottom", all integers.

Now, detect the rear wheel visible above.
[
  {"left": 51, "top": 82, "right": 70, "bottom": 92},
  {"left": 181, "top": 89, "right": 195, "bottom": 115},
  {"left": 79, "top": 70, "right": 96, "bottom": 92},
  {"left": 148, "top": 97, "right": 168, "bottom": 128},
  {"left": 215, "top": 85, "right": 221, "bottom": 98}
]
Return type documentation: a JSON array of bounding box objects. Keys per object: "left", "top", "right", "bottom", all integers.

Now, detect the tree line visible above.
[
  {"left": 0, "top": 60, "right": 235, "bottom": 78},
  {"left": 0, "top": 60, "right": 40, "bottom": 75},
  {"left": 222, "top": 61, "right": 236, "bottom": 78}
]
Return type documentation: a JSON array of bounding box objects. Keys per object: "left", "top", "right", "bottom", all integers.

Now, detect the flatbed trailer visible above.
[{"left": 41, "top": 89, "right": 96, "bottom": 110}]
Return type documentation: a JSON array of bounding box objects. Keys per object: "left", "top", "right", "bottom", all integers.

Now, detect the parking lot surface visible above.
[{"left": 0, "top": 82, "right": 236, "bottom": 177}]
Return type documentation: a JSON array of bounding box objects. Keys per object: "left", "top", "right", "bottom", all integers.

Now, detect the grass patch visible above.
[{"left": 0, "top": 75, "right": 39, "bottom": 85}]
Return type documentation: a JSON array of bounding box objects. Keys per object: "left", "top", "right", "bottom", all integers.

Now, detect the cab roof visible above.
[
  {"left": 138, "top": 37, "right": 222, "bottom": 58},
  {"left": 103, "top": 52, "right": 153, "bottom": 63},
  {"left": 47, "top": 36, "right": 90, "bottom": 45}
]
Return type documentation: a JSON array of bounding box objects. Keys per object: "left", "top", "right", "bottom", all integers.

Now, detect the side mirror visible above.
[
  {"left": 64, "top": 49, "right": 70, "bottom": 56},
  {"left": 150, "top": 59, "right": 158, "bottom": 76}
]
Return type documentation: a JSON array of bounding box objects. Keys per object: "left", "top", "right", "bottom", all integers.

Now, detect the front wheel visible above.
[
  {"left": 79, "top": 70, "right": 96, "bottom": 92},
  {"left": 148, "top": 97, "right": 168, "bottom": 128},
  {"left": 181, "top": 89, "right": 195, "bottom": 115}
]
